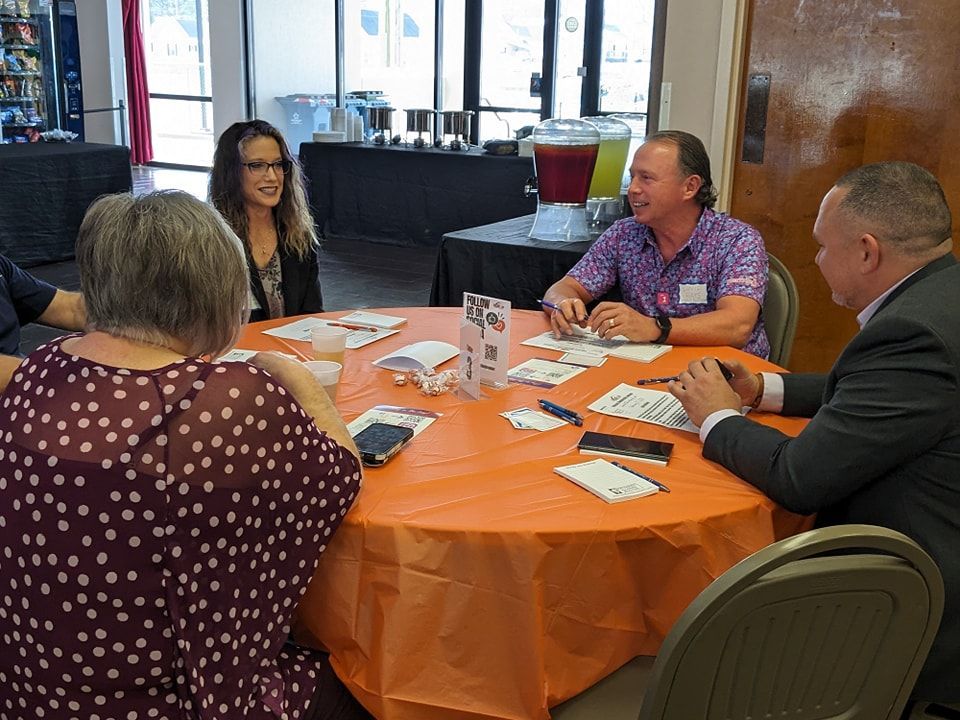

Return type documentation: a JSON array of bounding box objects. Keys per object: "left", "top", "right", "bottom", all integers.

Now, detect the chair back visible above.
[
  {"left": 763, "top": 252, "right": 799, "bottom": 366},
  {"left": 638, "top": 525, "right": 944, "bottom": 720}
]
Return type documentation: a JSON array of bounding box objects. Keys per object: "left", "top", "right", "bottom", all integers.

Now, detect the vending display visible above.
[{"left": 0, "top": 0, "right": 83, "bottom": 143}]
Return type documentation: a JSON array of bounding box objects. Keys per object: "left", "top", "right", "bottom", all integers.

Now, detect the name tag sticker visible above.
[{"left": 679, "top": 283, "right": 708, "bottom": 304}]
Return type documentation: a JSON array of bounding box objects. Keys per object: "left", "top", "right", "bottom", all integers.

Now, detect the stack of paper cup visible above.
[
  {"left": 349, "top": 114, "right": 364, "bottom": 142},
  {"left": 330, "top": 107, "right": 347, "bottom": 134}
]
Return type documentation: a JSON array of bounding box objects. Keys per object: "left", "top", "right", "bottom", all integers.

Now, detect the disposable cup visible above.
[
  {"left": 304, "top": 360, "right": 342, "bottom": 401},
  {"left": 311, "top": 326, "right": 348, "bottom": 366}
]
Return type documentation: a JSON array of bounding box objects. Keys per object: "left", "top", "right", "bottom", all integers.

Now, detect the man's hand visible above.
[
  {"left": 668, "top": 357, "right": 742, "bottom": 426},
  {"left": 720, "top": 358, "right": 763, "bottom": 407},
  {"left": 587, "top": 301, "right": 659, "bottom": 342},
  {"left": 549, "top": 297, "right": 588, "bottom": 337}
]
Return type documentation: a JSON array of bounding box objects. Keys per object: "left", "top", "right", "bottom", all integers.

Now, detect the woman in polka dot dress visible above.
[{"left": 0, "top": 191, "right": 368, "bottom": 720}]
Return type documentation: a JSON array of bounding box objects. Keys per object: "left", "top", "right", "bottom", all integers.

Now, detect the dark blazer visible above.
[
  {"left": 705, "top": 253, "right": 960, "bottom": 703},
  {"left": 247, "top": 243, "right": 324, "bottom": 323}
]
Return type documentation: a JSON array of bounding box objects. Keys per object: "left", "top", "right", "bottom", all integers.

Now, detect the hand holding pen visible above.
[
  {"left": 538, "top": 298, "right": 588, "bottom": 338},
  {"left": 537, "top": 398, "right": 583, "bottom": 426}
]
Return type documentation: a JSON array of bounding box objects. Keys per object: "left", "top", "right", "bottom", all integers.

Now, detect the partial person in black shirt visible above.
[
  {"left": 209, "top": 119, "right": 324, "bottom": 322},
  {"left": 0, "top": 253, "right": 85, "bottom": 390}
]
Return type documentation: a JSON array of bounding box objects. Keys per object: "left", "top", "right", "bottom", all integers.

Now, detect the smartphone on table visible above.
[{"left": 353, "top": 422, "right": 415, "bottom": 467}]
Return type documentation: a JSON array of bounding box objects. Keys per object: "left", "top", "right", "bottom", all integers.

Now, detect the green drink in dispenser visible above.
[{"left": 582, "top": 116, "right": 632, "bottom": 238}]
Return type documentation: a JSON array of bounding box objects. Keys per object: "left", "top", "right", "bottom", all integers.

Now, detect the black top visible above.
[
  {"left": 0, "top": 253, "right": 57, "bottom": 355},
  {"left": 247, "top": 242, "right": 324, "bottom": 322}
]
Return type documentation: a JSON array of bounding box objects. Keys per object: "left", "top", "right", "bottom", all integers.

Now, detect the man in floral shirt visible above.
[{"left": 542, "top": 130, "right": 769, "bottom": 358}]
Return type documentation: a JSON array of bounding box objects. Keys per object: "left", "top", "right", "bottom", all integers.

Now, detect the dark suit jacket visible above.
[
  {"left": 705, "top": 253, "right": 960, "bottom": 702},
  {"left": 247, "top": 243, "right": 324, "bottom": 323}
]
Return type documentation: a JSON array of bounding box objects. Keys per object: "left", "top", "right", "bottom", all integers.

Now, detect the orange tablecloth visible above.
[{"left": 240, "top": 307, "right": 812, "bottom": 720}]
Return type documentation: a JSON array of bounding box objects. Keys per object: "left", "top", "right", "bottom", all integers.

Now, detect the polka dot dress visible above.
[{"left": 0, "top": 338, "right": 362, "bottom": 719}]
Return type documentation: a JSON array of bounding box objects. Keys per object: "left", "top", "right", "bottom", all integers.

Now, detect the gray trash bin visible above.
[{"left": 274, "top": 95, "right": 336, "bottom": 150}]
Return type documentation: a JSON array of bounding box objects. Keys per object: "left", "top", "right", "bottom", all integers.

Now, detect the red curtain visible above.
[{"left": 121, "top": 0, "right": 153, "bottom": 165}]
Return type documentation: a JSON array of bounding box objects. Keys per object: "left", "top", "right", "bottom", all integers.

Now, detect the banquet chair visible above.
[
  {"left": 763, "top": 252, "right": 799, "bottom": 367},
  {"left": 551, "top": 525, "right": 943, "bottom": 720}
]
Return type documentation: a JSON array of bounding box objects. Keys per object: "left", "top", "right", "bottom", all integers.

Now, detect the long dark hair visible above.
[{"left": 209, "top": 119, "right": 317, "bottom": 259}]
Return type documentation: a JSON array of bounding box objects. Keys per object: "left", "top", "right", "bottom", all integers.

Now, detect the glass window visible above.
[
  {"left": 476, "top": 109, "right": 540, "bottom": 143},
  {"left": 141, "top": 0, "right": 214, "bottom": 165},
  {"left": 599, "top": 0, "right": 656, "bottom": 114},
  {"left": 249, "top": 0, "right": 336, "bottom": 151},
  {"left": 438, "top": 0, "right": 465, "bottom": 112},
  {"left": 147, "top": 98, "right": 214, "bottom": 166},
  {"left": 554, "top": 0, "right": 585, "bottom": 118},
  {"left": 478, "top": 0, "right": 543, "bottom": 111},
  {"left": 343, "top": 0, "right": 436, "bottom": 112}
]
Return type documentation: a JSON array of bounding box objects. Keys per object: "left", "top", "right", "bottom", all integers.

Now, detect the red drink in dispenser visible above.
[{"left": 533, "top": 143, "right": 600, "bottom": 204}]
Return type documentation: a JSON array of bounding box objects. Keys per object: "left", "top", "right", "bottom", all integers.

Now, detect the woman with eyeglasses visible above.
[{"left": 210, "top": 119, "right": 324, "bottom": 322}]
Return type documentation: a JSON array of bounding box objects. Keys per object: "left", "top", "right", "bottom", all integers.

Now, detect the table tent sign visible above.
[
  {"left": 462, "top": 292, "right": 511, "bottom": 388},
  {"left": 458, "top": 320, "right": 483, "bottom": 400}
]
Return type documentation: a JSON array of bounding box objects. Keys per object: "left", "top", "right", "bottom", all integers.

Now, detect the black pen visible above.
[
  {"left": 611, "top": 461, "right": 671, "bottom": 493},
  {"left": 637, "top": 361, "right": 735, "bottom": 385}
]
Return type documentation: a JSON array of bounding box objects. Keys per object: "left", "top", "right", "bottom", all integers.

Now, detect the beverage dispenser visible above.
[
  {"left": 582, "top": 116, "right": 632, "bottom": 238},
  {"left": 528, "top": 119, "right": 601, "bottom": 242}
]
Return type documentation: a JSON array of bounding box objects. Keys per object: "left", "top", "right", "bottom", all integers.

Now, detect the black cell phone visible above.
[{"left": 353, "top": 422, "right": 415, "bottom": 467}]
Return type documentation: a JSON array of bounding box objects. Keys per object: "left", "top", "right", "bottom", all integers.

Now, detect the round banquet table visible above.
[{"left": 239, "top": 307, "right": 812, "bottom": 720}]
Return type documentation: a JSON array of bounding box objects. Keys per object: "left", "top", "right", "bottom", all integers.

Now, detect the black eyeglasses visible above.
[{"left": 241, "top": 160, "right": 292, "bottom": 176}]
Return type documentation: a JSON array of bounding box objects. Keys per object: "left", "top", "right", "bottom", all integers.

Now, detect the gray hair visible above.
[
  {"left": 835, "top": 161, "right": 952, "bottom": 254},
  {"left": 643, "top": 130, "right": 718, "bottom": 209},
  {"left": 76, "top": 190, "right": 249, "bottom": 356}
]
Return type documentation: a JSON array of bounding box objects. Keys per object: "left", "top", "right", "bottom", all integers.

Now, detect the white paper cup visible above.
[
  {"left": 304, "top": 360, "right": 342, "bottom": 401},
  {"left": 310, "top": 326, "right": 348, "bottom": 365}
]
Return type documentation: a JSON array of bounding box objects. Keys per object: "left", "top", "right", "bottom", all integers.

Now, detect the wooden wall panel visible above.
[{"left": 730, "top": 1, "right": 960, "bottom": 372}]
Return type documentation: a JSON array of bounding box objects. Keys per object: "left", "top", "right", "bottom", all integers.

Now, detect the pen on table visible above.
[
  {"left": 537, "top": 399, "right": 583, "bottom": 426},
  {"left": 537, "top": 298, "right": 560, "bottom": 311},
  {"left": 611, "top": 461, "right": 671, "bottom": 493},
  {"left": 538, "top": 398, "right": 584, "bottom": 422},
  {"left": 636, "top": 375, "right": 683, "bottom": 385},
  {"left": 326, "top": 321, "right": 380, "bottom": 332},
  {"left": 637, "top": 361, "right": 735, "bottom": 385}
]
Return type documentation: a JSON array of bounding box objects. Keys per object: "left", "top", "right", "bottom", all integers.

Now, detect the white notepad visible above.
[
  {"left": 373, "top": 341, "right": 459, "bottom": 371},
  {"left": 337, "top": 311, "right": 407, "bottom": 329},
  {"left": 554, "top": 458, "right": 659, "bottom": 503}
]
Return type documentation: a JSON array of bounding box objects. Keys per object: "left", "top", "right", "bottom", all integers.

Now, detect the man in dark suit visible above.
[{"left": 669, "top": 161, "right": 959, "bottom": 703}]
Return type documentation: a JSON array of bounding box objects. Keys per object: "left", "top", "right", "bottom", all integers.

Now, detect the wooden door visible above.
[{"left": 730, "top": 0, "right": 960, "bottom": 372}]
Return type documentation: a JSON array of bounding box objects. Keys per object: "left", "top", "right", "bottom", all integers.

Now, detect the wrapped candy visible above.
[{"left": 396, "top": 368, "right": 461, "bottom": 396}]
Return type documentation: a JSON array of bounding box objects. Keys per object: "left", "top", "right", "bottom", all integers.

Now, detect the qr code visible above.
[{"left": 484, "top": 344, "right": 498, "bottom": 362}]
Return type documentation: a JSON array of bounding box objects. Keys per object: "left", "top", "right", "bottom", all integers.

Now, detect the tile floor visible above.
[{"left": 19, "top": 166, "right": 438, "bottom": 354}]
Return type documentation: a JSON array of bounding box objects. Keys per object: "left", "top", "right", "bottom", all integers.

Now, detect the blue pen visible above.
[
  {"left": 611, "top": 461, "right": 671, "bottom": 493},
  {"left": 538, "top": 398, "right": 584, "bottom": 422},
  {"left": 537, "top": 399, "right": 583, "bottom": 426},
  {"left": 537, "top": 298, "right": 560, "bottom": 311}
]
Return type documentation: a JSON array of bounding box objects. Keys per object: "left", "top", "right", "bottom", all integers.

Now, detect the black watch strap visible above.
[{"left": 654, "top": 314, "right": 672, "bottom": 344}]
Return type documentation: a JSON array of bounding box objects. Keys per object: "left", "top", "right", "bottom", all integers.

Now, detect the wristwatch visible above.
[{"left": 654, "top": 314, "right": 672, "bottom": 344}]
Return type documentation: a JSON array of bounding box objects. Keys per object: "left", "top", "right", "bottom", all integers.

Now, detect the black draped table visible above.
[
  {"left": 299, "top": 142, "right": 537, "bottom": 247},
  {"left": 0, "top": 142, "right": 133, "bottom": 266},
  {"left": 429, "top": 214, "right": 598, "bottom": 310}
]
